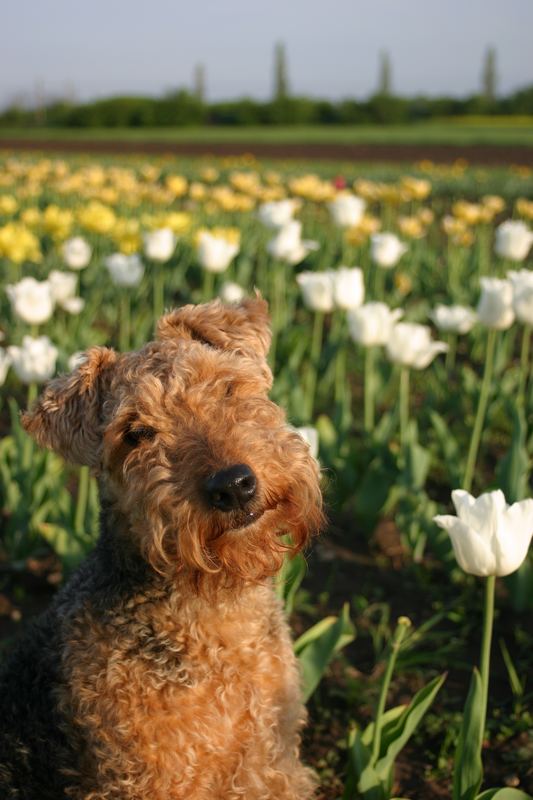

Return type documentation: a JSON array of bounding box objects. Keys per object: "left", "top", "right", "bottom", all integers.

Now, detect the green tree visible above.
[
  {"left": 481, "top": 46, "right": 497, "bottom": 104},
  {"left": 377, "top": 51, "right": 392, "bottom": 97},
  {"left": 273, "top": 42, "right": 289, "bottom": 100},
  {"left": 193, "top": 63, "right": 206, "bottom": 103}
]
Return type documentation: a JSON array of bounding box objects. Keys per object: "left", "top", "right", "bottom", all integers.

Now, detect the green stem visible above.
[
  {"left": 462, "top": 328, "right": 497, "bottom": 493},
  {"left": 373, "top": 266, "right": 386, "bottom": 301},
  {"left": 119, "top": 292, "right": 130, "bottom": 352},
  {"left": 479, "top": 575, "right": 496, "bottom": 745},
  {"left": 364, "top": 345, "right": 376, "bottom": 432},
  {"left": 371, "top": 617, "right": 411, "bottom": 763},
  {"left": 445, "top": 333, "right": 457, "bottom": 372},
  {"left": 74, "top": 465, "right": 90, "bottom": 535},
  {"left": 399, "top": 367, "right": 410, "bottom": 447},
  {"left": 518, "top": 325, "right": 531, "bottom": 405},
  {"left": 22, "top": 383, "right": 38, "bottom": 472},
  {"left": 153, "top": 264, "right": 165, "bottom": 321},
  {"left": 304, "top": 311, "right": 325, "bottom": 422}
]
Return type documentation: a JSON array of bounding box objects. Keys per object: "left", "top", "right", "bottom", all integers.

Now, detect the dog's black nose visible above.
[{"left": 204, "top": 464, "right": 257, "bottom": 512}]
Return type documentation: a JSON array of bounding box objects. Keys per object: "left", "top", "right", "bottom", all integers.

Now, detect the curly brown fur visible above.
[{"left": 0, "top": 298, "right": 323, "bottom": 799}]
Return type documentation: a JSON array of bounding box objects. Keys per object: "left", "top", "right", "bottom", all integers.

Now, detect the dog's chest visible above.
[{"left": 61, "top": 583, "right": 303, "bottom": 798}]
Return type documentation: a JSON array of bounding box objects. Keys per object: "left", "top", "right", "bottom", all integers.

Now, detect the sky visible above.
[{"left": 2, "top": 0, "right": 532, "bottom": 109}]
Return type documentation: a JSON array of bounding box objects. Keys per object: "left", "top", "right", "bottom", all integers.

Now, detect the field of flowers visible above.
[{"left": 0, "top": 151, "right": 532, "bottom": 798}]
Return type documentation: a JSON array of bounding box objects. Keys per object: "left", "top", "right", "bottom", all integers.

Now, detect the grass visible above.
[{"left": 0, "top": 119, "right": 533, "bottom": 147}]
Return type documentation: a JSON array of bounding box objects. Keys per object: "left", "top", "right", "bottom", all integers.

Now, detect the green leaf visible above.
[
  {"left": 345, "top": 727, "right": 385, "bottom": 800},
  {"left": 296, "top": 603, "right": 355, "bottom": 702},
  {"left": 375, "top": 673, "right": 446, "bottom": 780},
  {"left": 360, "top": 705, "right": 407, "bottom": 748},
  {"left": 429, "top": 410, "right": 462, "bottom": 486},
  {"left": 496, "top": 402, "right": 530, "bottom": 504},
  {"left": 476, "top": 790, "right": 533, "bottom": 800},
  {"left": 275, "top": 550, "right": 307, "bottom": 614},
  {"left": 453, "top": 668, "right": 484, "bottom": 800}
]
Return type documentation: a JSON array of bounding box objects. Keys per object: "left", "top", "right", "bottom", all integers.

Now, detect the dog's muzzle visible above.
[{"left": 204, "top": 464, "right": 257, "bottom": 512}]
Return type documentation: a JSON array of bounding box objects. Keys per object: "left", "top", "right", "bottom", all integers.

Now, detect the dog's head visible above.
[{"left": 23, "top": 298, "right": 323, "bottom": 585}]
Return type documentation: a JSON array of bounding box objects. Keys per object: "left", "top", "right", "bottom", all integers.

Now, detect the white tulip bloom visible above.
[
  {"left": 332, "top": 267, "right": 365, "bottom": 310},
  {"left": 61, "top": 237, "right": 92, "bottom": 270},
  {"left": 8, "top": 336, "right": 58, "bottom": 384},
  {"left": 219, "top": 282, "right": 246, "bottom": 304},
  {"left": 197, "top": 232, "right": 239, "bottom": 273},
  {"left": 267, "top": 221, "right": 319, "bottom": 265},
  {"left": 296, "top": 271, "right": 335, "bottom": 313},
  {"left": 143, "top": 228, "right": 177, "bottom": 263},
  {"left": 328, "top": 194, "right": 366, "bottom": 227},
  {"left": 0, "top": 348, "right": 11, "bottom": 386},
  {"left": 386, "top": 322, "right": 448, "bottom": 369},
  {"left": 495, "top": 220, "right": 533, "bottom": 262},
  {"left": 258, "top": 199, "right": 299, "bottom": 229},
  {"left": 370, "top": 233, "right": 408, "bottom": 269},
  {"left": 434, "top": 489, "right": 533, "bottom": 577},
  {"left": 48, "top": 270, "right": 77, "bottom": 305},
  {"left": 348, "top": 302, "right": 403, "bottom": 347},
  {"left": 6, "top": 277, "right": 55, "bottom": 326},
  {"left": 508, "top": 269, "right": 533, "bottom": 326},
  {"left": 476, "top": 277, "right": 515, "bottom": 330},
  {"left": 105, "top": 253, "right": 145, "bottom": 288},
  {"left": 61, "top": 297, "right": 85, "bottom": 315},
  {"left": 429, "top": 304, "right": 477, "bottom": 334}
]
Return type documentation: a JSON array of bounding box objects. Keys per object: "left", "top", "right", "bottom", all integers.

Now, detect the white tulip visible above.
[
  {"left": 105, "top": 253, "right": 145, "bottom": 288},
  {"left": 429, "top": 305, "right": 477, "bottom": 334},
  {"left": 328, "top": 194, "right": 366, "bottom": 227},
  {"left": 143, "top": 228, "right": 177, "bottom": 263},
  {"left": 258, "top": 199, "right": 299, "bottom": 229},
  {"left": 293, "top": 426, "right": 319, "bottom": 460},
  {"left": 386, "top": 322, "right": 448, "bottom": 369},
  {"left": 6, "top": 277, "right": 55, "bottom": 326},
  {"left": 434, "top": 489, "right": 533, "bottom": 577},
  {"left": 61, "top": 296, "right": 85, "bottom": 315},
  {"left": 8, "top": 336, "right": 58, "bottom": 384},
  {"left": 476, "top": 277, "right": 515, "bottom": 330},
  {"left": 197, "top": 232, "right": 239, "bottom": 274},
  {"left": 370, "top": 233, "right": 408, "bottom": 269},
  {"left": 495, "top": 220, "right": 533, "bottom": 262},
  {"left": 219, "top": 282, "right": 246, "bottom": 304},
  {"left": 61, "top": 237, "right": 92, "bottom": 270},
  {"left": 0, "top": 348, "right": 11, "bottom": 386},
  {"left": 267, "top": 221, "right": 319, "bottom": 265},
  {"left": 508, "top": 269, "right": 533, "bottom": 326},
  {"left": 332, "top": 267, "right": 365, "bottom": 310},
  {"left": 296, "top": 272, "right": 335, "bottom": 313},
  {"left": 48, "top": 270, "right": 77, "bottom": 305},
  {"left": 348, "top": 302, "right": 403, "bottom": 347}
]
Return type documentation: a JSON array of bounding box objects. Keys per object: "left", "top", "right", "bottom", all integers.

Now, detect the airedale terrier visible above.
[{"left": 0, "top": 297, "right": 323, "bottom": 800}]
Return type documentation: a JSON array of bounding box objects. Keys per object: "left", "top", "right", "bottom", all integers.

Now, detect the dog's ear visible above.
[
  {"left": 157, "top": 296, "right": 271, "bottom": 359},
  {"left": 22, "top": 347, "right": 118, "bottom": 467}
]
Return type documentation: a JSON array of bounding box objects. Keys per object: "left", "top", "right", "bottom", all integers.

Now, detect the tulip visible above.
[
  {"left": 328, "top": 193, "right": 366, "bottom": 228},
  {"left": 508, "top": 269, "right": 533, "bottom": 402},
  {"left": 348, "top": 302, "right": 403, "bottom": 347},
  {"left": 143, "top": 227, "right": 177, "bottom": 263},
  {"left": 293, "top": 426, "right": 319, "bottom": 460},
  {"left": 386, "top": 323, "right": 448, "bottom": 370},
  {"left": 434, "top": 489, "right": 533, "bottom": 796},
  {"left": 331, "top": 267, "right": 364, "bottom": 311},
  {"left": 61, "top": 236, "right": 92, "bottom": 270},
  {"left": 0, "top": 348, "right": 11, "bottom": 386},
  {"left": 8, "top": 335, "right": 58, "bottom": 384},
  {"left": 219, "top": 282, "right": 246, "bottom": 304},
  {"left": 197, "top": 231, "right": 239, "bottom": 274},
  {"left": 61, "top": 296, "right": 85, "bottom": 315},
  {"left": 6, "top": 277, "right": 54, "bottom": 326},
  {"left": 387, "top": 323, "right": 448, "bottom": 445},
  {"left": 48, "top": 270, "right": 78, "bottom": 308},
  {"left": 258, "top": 199, "right": 299, "bottom": 229},
  {"left": 104, "top": 253, "right": 144, "bottom": 288},
  {"left": 429, "top": 304, "right": 477, "bottom": 335},
  {"left": 267, "top": 221, "right": 319, "bottom": 265},
  {"left": 296, "top": 272, "right": 335, "bottom": 313},
  {"left": 495, "top": 220, "right": 533, "bottom": 262},
  {"left": 370, "top": 233, "right": 408, "bottom": 269},
  {"left": 476, "top": 277, "right": 515, "bottom": 331},
  {"left": 434, "top": 489, "right": 533, "bottom": 577}
]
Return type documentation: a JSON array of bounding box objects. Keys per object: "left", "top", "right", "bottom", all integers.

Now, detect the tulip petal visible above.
[
  {"left": 434, "top": 515, "right": 497, "bottom": 575},
  {"left": 495, "top": 499, "right": 533, "bottom": 576}
]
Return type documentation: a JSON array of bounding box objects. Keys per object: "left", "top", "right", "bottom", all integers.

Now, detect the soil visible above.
[{"left": 1, "top": 138, "right": 533, "bottom": 165}]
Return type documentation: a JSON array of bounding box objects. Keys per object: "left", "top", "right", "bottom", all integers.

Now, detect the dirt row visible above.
[{"left": 1, "top": 138, "right": 533, "bottom": 165}]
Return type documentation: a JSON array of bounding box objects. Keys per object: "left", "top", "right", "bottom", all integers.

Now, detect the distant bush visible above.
[{"left": 1, "top": 84, "right": 532, "bottom": 128}]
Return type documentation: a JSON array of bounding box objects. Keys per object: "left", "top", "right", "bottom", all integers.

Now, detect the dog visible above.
[{"left": 0, "top": 297, "right": 323, "bottom": 799}]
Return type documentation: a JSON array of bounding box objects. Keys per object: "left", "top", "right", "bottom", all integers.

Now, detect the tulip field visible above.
[{"left": 1, "top": 151, "right": 533, "bottom": 798}]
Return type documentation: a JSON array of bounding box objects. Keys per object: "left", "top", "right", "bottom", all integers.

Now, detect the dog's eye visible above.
[{"left": 124, "top": 426, "right": 156, "bottom": 447}]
